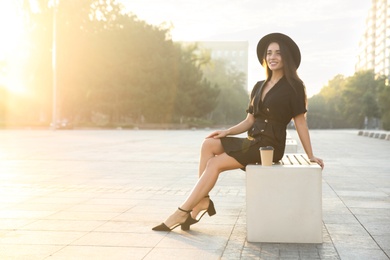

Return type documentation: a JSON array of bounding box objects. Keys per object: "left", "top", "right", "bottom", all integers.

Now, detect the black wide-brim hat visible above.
[{"left": 257, "top": 32, "right": 301, "bottom": 68}]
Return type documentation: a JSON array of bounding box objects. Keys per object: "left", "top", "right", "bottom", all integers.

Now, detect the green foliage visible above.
[
  {"left": 307, "top": 75, "right": 348, "bottom": 128},
  {"left": 341, "top": 70, "right": 380, "bottom": 128},
  {"left": 378, "top": 82, "right": 390, "bottom": 130},
  {"left": 6, "top": 0, "right": 225, "bottom": 127},
  {"left": 308, "top": 70, "right": 385, "bottom": 129},
  {"left": 306, "top": 94, "right": 329, "bottom": 128},
  {"left": 173, "top": 43, "right": 219, "bottom": 121},
  {"left": 202, "top": 59, "right": 249, "bottom": 125}
]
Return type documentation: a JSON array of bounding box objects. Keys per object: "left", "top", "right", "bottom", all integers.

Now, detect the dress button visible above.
[
  {"left": 261, "top": 129, "right": 264, "bottom": 132},
  {"left": 264, "top": 119, "right": 268, "bottom": 123},
  {"left": 266, "top": 108, "right": 270, "bottom": 112}
]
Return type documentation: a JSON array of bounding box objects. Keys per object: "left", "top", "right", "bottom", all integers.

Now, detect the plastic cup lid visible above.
[{"left": 259, "top": 146, "right": 274, "bottom": 150}]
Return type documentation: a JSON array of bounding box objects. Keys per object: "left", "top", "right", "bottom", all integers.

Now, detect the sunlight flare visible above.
[{"left": 0, "top": 1, "right": 27, "bottom": 94}]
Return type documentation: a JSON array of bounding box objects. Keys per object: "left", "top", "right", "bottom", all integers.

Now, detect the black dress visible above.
[{"left": 220, "top": 76, "right": 307, "bottom": 168}]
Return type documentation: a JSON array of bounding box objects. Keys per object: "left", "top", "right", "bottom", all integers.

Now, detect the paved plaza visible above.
[{"left": 0, "top": 129, "right": 389, "bottom": 259}]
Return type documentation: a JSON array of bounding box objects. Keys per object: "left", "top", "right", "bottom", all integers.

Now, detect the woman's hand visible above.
[
  {"left": 206, "top": 113, "right": 253, "bottom": 140},
  {"left": 206, "top": 130, "right": 229, "bottom": 139},
  {"left": 309, "top": 156, "right": 324, "bottom": 169}
]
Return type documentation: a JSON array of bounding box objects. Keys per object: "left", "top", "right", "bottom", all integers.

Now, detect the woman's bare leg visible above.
[
  {"left": 198, "top": 138, "right": 225, "bottom": 177},
  {"left": 161, "top": 153, "right": 243, "bottom": 228},
  {"left": 191, "top": 138, "right": 224, "bottom": 218},
  {"left": 192, "top": 138, "right": 225, "bottom": 218}
]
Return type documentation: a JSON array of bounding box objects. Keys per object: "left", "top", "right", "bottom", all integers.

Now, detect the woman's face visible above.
[{"left": 266, "top": 42, "right": 284, "bottom": 72}]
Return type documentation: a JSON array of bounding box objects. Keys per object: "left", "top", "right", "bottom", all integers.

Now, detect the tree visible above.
[
  {"left": 18, "top": 0, "right": 225, "bottom": 127},
  {"left": 308, "top": 71, "right": 384, "bottom": 129},
  {"left": 307, "top": 74, "right": 348, "bottom": 128},
  {"left": 307, "top": 94, "right": 328, "bottom": 129},
  {"left": 378, "top": 80, "right": 390, "bottom": 130},
  {"left": 173, "top": 43, "right": 220, "bottom": 123},
  {"left": 341, "top": 70, "right": 380, "bottom": 128},
  {"left": 202, "top": 58, "right": 248, "bottom": 125}
]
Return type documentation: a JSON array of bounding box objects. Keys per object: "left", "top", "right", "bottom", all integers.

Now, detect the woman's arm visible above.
[
  {"left": 293, "top": 113, "right": 324, "bottom": 169},
  {"left": 207, "top": 113, "right": 255, "bottom": 139}
]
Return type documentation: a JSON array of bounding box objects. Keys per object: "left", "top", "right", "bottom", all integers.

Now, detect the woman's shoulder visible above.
[
  {"left": 287, "top": 76, "right": 304, "bottom": 87},
  {"left": 253, "top": 80, "right": 266, "bottom": 90},
  {"left": 253, "top": 80, "right": 265, "bottom": 87},
  {"left": 249, "top": 81, "right": 265, "bottom": 97},
  {"left": 282, "top": 77, "right": 305, "bottom": 92}
]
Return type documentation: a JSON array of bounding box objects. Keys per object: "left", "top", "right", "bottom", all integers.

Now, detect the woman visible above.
[{"left": 152, "top": 32, "right": 324, "bottom": 231}]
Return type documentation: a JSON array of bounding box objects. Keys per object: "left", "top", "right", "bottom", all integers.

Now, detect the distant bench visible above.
[
  {"left": 246, "top": 154, "right": 322, "bottom": 243},
  {"left": 285, "top": 130, "right": 298, "bottom": 153},
  {"left": 285, "top": 139, "right": 298, "bottom": 153},
  {"left": 358, "top": 130, "right": 390, "bottom": 140},
  {"left": 286, "top": 130, "right": 292, "bottom": 139}
]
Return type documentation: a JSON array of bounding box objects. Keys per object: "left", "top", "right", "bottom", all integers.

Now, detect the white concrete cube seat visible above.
[{"left": 246, "top": 154, "right": 322, "bottom": 243}]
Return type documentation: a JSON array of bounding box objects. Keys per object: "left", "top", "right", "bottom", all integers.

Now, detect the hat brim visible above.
[{"left": 257, "top": 33, "right": 301, "bottom": 68}]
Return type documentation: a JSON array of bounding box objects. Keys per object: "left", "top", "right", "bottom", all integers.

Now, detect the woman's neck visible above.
[{"left": 269, "top": 72, "right": 284, "bottom": 84}]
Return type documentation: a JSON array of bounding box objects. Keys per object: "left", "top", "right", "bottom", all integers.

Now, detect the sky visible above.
[{"left": 119, "top": 0, "right": 372, "bottom": 97}]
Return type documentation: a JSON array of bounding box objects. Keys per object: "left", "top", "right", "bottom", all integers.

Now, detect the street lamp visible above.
[{"left": 51, "top": 0, "right": 58, "bottom": 130}]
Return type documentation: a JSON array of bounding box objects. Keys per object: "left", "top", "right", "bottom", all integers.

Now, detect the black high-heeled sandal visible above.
[
  {"left": 189, "top": 195, "right": 216, "bottom": 225},
  {"left": 152, "top": 207, "right": 193, "bottom": 231}
]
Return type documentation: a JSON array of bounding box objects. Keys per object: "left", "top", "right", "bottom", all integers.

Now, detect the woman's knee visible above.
[
  {"left": 205, "top": 156, "right": 223, "bottom": 174},
  {"left": 206, "top": 153, "right": 243, "bottom": 173},
  {"left": 201, "top": 138, "right": 223, "bottom": 154}
]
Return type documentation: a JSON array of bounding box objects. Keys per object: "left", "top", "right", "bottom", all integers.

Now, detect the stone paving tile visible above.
[
  {"left": 330, "top": 234, "right": 381, "bottom": 249},
  {"left": 0, "top": 129, "right": 389, "bottom": 259},
  {"left": 374, "top": 235, "right": 390, "bottom": 257},
  {"left": 0, "top": 218, "right": 35, "bottom": 230},
  {"left": 0, "top": 209, "right": 57, "bottom": 220},
  {"left": 94, "top": 220, "right": 155, "bottom": 233},
  {"left": 0, "top": 245, "right": 63, "bottom": 260},
  {"left": 322, "top": 214, "right": 360, "bottom": 224},
  {"left": 48, "top": 246, "right": 152, "bottom": 260},
  {"left": 70, "top": 232, "right": 163, "bottom": 248},
  {"left": 43, "top": 211, "right": 121, "bottom": 221},
  {"left": 336, "top": 248, "right": 389, "bottom": 260},
  {"left": 20, "top": 219, "right": 106, "bottom": 232},
  {"left": 144, "top": 248, "right": 220, "bottom": 260},
  {"left": 0, "top": 230, "right": 86, "bottom": 245}
]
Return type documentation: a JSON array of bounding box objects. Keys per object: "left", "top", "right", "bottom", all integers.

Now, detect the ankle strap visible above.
[{"left": 178, "top": 207, "right": 192, "bottom": 213}]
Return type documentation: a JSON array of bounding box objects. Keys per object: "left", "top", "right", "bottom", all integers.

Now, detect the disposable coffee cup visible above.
[{"left": 259, "top": 146, "right": 274, "bottom": 166}]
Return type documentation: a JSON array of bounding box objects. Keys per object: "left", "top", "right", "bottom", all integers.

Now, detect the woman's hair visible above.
[{"left": 262, "top": 40, "right": 307, "bottom": 105}]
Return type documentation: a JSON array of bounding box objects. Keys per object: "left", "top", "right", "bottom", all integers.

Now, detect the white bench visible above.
[
  {"left": 285, "top": 139, "right": 298, "bottom": 153},
  {"left": 246, "top": 154, "right": 322, "bottom": 243}
]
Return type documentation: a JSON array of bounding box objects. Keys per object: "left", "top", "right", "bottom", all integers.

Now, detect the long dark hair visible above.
[{"left": 262, "top": 40, "right": 307, "bottom": 106}]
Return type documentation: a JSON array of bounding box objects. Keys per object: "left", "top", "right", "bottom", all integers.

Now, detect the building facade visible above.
[
  {"left": 356, "top": 0, "right": 390, "bottom": 81},
  {"left": 195, "top": 41, "right": 249, "bottom": 90}
]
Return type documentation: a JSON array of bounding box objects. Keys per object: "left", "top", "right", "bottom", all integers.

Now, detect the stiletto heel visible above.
[
  {"left": 180, "top": 217, "right": 191, "bottom": 231},
  {"left": 189, "top": 196, "right": 217, "bottom": 225},
  {"left": 207, "top": 199, "right": 216, "bottom": 216},
  {"left": 152, "top": 207, "right": 192, "bottom": 231}
]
